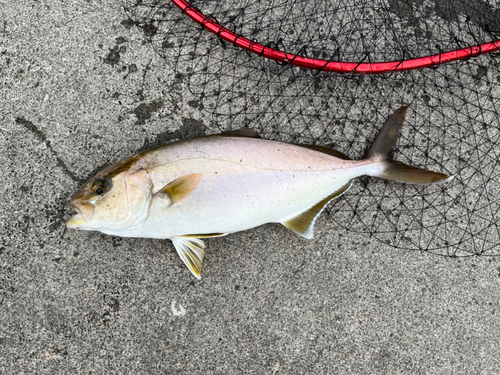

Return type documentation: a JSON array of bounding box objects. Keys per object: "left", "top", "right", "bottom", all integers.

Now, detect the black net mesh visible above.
[{"left": 122, "top": 0, "right": 500, "bottom": 256}]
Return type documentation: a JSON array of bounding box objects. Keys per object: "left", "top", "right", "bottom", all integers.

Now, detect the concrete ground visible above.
[{"left": 1, "top": 1, "right": 499, "bottom": 374}]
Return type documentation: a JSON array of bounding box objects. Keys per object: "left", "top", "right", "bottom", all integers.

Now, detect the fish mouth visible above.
[{"left": 66, "top": 200, "right": 95, "bottom": 228}]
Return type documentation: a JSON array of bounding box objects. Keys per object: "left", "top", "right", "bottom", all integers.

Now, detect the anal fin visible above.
[
  {"left": 283, "top": 181, "right": 352, "bottom": 239},
  {"left": 171, "top": 237, "right": 206, "bottom": 279}
]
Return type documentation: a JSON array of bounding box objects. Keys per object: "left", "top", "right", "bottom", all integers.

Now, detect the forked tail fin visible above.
[{"left": 367, "top": 106, "right": 453, "bottom": 184}]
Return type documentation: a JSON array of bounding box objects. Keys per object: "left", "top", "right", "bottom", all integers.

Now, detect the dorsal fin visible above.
[
  {"left": 283, "top": 181, "right": 352, "bottom": 239},
  {"left": 171, "top": 237, "right": 206, "bottom": 279},
  {"left": 299, "top": 144, "right": 351, "bottom": 160},
  {"left": 217, "top": 128, "right": 262, "bottom": 139},
  {"left": 155, "top": 174, "right": 202, "bottom": 205}
]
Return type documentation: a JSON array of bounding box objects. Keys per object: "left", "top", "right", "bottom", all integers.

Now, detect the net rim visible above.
[{"left": 173, "top": 0, "right": 500, "bottom": 74}]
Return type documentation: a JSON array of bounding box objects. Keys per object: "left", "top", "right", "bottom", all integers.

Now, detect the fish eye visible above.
[{"left": 92, "top": 179, "right": 110, "bottom": 196}]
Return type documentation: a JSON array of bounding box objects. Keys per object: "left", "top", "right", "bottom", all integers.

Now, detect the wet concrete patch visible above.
[
  {"left": 132, "top": 99, "right": 164, "bottom": 125},
  {"left": 137, "top": 117, "right": 206, "bottom": 152}
]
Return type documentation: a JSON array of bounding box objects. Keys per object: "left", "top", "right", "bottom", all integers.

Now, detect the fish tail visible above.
[{"left": 366, "top": 106, "right": 453, "bottom": 184}]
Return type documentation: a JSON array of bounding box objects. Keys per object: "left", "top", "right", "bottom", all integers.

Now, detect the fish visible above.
[{"left": 67, "top": 107, "right": 452, "bottom": 278}]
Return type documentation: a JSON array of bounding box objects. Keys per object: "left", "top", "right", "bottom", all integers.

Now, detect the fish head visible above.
[{"left": 66, "top": 155, "right": 152, "bottom": 232}]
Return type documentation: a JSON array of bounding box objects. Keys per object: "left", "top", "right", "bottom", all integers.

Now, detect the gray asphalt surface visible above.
[{"left": 1, "top": 1, "right": 500, "bottom": 374}]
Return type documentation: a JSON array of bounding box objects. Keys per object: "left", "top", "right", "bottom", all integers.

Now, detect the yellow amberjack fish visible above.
[{"left": 67, "top": 107, "right": 452, "bottom": 278}]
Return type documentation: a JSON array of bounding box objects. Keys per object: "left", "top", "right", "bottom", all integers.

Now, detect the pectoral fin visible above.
[
  {"left": 156, "top": 173, "right": 202, "bottom": 205},
  {"left": 283, "top": 181, "right": 352, "bottom": 239},
  {"left": 171, "top": 237, "right": 206, "bottom": 279}
]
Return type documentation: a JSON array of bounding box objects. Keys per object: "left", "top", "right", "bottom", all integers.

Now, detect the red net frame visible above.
[{"left": 173, "top": 0, "right": 500, "bottom": 73}]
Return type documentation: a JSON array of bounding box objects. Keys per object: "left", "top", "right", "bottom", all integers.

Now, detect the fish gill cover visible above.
[{"left": 122, "top": 0, "right": 500, "bottom": 256}]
